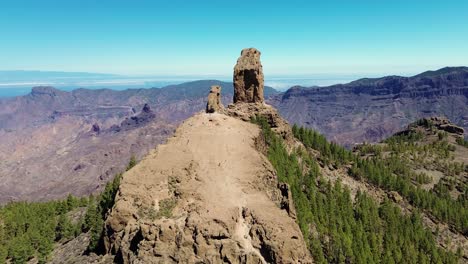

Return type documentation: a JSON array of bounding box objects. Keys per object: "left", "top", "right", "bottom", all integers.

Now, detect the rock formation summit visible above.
[
  {"left": 233, "top": 48, "right": 265, "bottom": 104},
  {"left": 103, "top": 48, "right": 311, "bottom": 263},
  {"left": 104, "top": 113, "right": 311, "bottom": 263}
]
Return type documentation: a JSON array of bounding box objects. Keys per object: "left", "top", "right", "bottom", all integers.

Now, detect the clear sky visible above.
[{"left": 1, "top": 0, "right": 467, "bottom": 76}]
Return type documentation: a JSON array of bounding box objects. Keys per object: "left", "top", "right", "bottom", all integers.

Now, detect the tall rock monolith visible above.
[{"left": 233, "top": 48, "right": 264, "bottom": 103}]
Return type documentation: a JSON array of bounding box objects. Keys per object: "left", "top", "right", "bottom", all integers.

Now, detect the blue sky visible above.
[{"left": 1, "top": 0, "right": 467, "bottom": 76}]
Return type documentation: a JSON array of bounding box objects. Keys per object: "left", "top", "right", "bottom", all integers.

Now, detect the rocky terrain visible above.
[
  {"left": 0, "top": 82, "right": 277, "bottom": 203},
  {"left": 103, "top": 112, "right": 311, "bottom": 263},
  {"left": 1, "top": 49, "right": 464, "bottom": 263},
  {"left": 1, "top": 66, "right": 467, "bottom": 203},
  {"left": 270, "top": 66, "right": 468, "bottom": 146},
  {"left": 38, "top": 48, "right": 313, "bottom": 263},
  {"left": 0, "top": 102, "right": 174, "bottom": 203}
]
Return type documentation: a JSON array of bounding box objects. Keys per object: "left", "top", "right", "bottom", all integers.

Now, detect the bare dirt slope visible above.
[{"left": 104, "top": 112, "right": 311, "bottom": 263}]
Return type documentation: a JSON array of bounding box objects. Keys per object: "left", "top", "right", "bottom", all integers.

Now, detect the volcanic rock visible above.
[
  {"left": 233, "top": 48, "right": 264, "bottom": 103},
  {"left": 206, "top": 85, "right": 223, "bottom": 113},
  {"left": 103, "top": 113, "right": 312, "bottom": 263}
]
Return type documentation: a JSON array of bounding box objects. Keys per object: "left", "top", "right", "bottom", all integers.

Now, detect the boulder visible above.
[
  {"left": 206, "top": 85, "right": 223, "bottom": 113},
  {"left": 233, "top": 48, "right": 264, "bottom": 103}
]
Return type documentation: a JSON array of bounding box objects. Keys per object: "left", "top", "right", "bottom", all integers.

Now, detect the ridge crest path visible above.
[{"left": 104, "top": 112, "right": 312, "bottom": 263}]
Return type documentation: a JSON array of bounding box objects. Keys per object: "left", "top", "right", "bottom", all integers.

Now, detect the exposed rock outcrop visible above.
[
  {"left": 397, "top": 117, "right": 466, "bottom": 137},
  {"left": 111, "top": 104, "right": 156, "bottom": 132},
  {"left": 206, "top": 85, "right": 224, "bottom": 113},
  {"left": 427, "top": 117, "right": 465, "bottom": 135},
  {"left": 225, "top": 102, "right": 296, "bottom": 145},
  {"left": 233, "top": 48, "right": 264, "bottom": 104},
  {"left": 103, "top": 113, "right": 312, "bottom": 263}
]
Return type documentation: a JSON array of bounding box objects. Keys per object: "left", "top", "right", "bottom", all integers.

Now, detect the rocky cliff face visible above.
[
  {"left": 103, "top": 113, "right": 311, "bottom": 263},
  {"left": 270, "top": 67, "right": 468, "bottom": 146},
  {"left": 233, "top": 48, "right": 264, "bottom": 103}
]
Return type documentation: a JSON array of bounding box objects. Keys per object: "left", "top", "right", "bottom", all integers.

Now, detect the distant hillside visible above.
[
  {"left": 288, "top": 116, "right": 467, "bottom": 261},
  {"left": 270, "top": 66, "right": 468, "bottom": 146},
  {"left": 0, "top": 80, "right": 277, "bottom": 203}
]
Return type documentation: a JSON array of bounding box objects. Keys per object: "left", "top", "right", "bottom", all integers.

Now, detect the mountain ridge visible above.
[
  {"left": 0, "top": 68, "right": 466, "bottom": 203},
  {"left": 271, "top": 66, "right": 468, "bottom": 146}
]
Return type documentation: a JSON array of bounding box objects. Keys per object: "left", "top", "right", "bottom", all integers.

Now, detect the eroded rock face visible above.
[
  {"left": 206, "top": 85, "right": 224, "bottom": 113},
  {"left": 233, "top": 48, "right": 264, "bottom": 104},
  {"left": 103, "top": 113, "right": 311, "bottom": 263},
  {"left": 427, "top": 117, "right": 465, "bottom": 135}
]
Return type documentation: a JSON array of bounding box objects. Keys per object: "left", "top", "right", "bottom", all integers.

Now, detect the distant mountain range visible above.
[
  {"left": 0, "top": 67, "right": 466, "bottom": 202},
  {"left": 270, "top": 66, "right": 468, "bottom": 146},
  {"left": 0, "top": 70, "right": 361, "bottom": 97},
  {"left": 0, "top": 70, "right": 201, "bottom": 96}
]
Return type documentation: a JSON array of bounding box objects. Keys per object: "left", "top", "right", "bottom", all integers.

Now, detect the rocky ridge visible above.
[
  {"left": 102, "top": 48, "right": 311, "bottom": 263},
  {"left": 103, "top": 113, "right": 311, "bottom": 263},
  {"left": 1, "top": 67, "right": 466, "bottom": 202}
]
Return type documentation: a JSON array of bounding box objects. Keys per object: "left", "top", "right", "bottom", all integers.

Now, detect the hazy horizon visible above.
[
  {"left": 0, "top": 65, "right": 464, "bottom": 98},
  {"left": 0, "top": 70, "right": 362, "bottom": 97}
]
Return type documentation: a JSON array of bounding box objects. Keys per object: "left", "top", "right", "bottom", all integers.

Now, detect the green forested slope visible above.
[
  {"left": 0, "top": 157, "right": 135, "bottom": 264},
  {"left": 252, "top": 116, "right": 463, "bottom": 263}
]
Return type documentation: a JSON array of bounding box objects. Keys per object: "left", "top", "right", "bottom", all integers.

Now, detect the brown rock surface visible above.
[
  {"left": 233, "top": 48, "right": 264, "bottom": 103},
  {"left": 225, "top": 102, "right": 297, "bottom": 146},
  {"left": 427, "top": 117, "right": 465, "bottom": 135},
  {"left": 104, "top": 113, "right": 311, "bottom": 263},
  {"left": 206, "top": 85, "right": 224, "bottom": 113}
]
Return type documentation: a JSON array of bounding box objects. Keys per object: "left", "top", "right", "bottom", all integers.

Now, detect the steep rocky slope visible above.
[
  {"left": 103, "top": 112, "right": 311, "bottom": 263},
  {"left": 270, "top": 67, "right": 468, "bottom": 146}
]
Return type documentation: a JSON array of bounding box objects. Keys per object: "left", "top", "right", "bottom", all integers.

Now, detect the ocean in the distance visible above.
[{"left": 0, "top": 74, "right": 358, "bottom": 98}]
